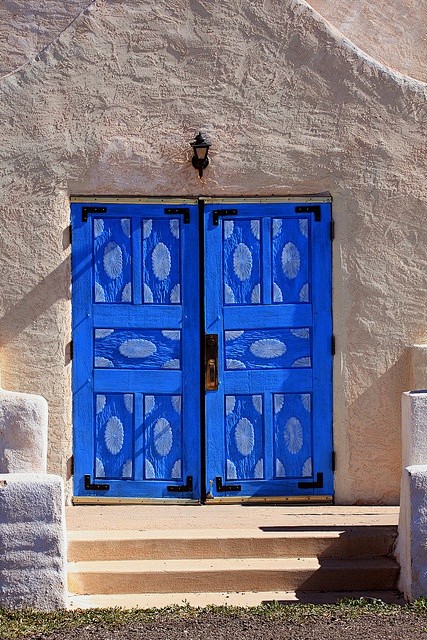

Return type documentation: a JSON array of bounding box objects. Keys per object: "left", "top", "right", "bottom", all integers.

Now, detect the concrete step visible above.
[
  {"left": 69, "top": 589, "right": 405, "bottom": 609},
  {"left": 67, "top": 526, "right": 397, "bottom": 562},
  {"left": 68, "top": 556, "right": 399, "bottom": 595}
]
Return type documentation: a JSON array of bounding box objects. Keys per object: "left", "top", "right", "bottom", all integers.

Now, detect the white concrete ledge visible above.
[
  {"left": 397, "top": 465, "right": 427, "bottom": 600},
  {"left": 0, "top": 473, "right": 67, "bottom": 610},
  {"left": 0, "top": 389, "right": 48, "bottom": 473}
]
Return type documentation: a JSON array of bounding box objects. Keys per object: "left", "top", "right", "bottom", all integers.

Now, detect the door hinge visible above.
[
  {"left": 212, "top": 209, "right": 237, "bottom": 226},
  {"left": 331, "top": 335, "right": 336, "bottom": 355},
  {"left": 167, "top": 475, "right": 193, "bottom": 493},
  {"left": 216, "top": 476, "right": 241, "bottom": 492},
  {"left": 68, "top": 225, "right": 72, "bottom": 245},
  {"left": 332, "top": 451, "right": 336, "bottom": 472},
  {"left": 65, "top": 340, "right": 73, "bottom": 363},
  {"left": 295, "top": 205, "right": 321, "bottom": 221},
  {"left": 298, "top": 472, "right": 324, "bottom": 489},
  {"left": 70, "top": 455, "right": 74, "bottom": 475},
  {"left": 330, "top": 219, "right": 335, "bottom": 240},
  {"left": 165, "top": 207, "right": 190, "bottom": 224},
  {"left": 84, "top": 474, "right": 110, "bottom": 491},
  {"left": 82, "top": 206, "right": 107, "bottom": 222}
]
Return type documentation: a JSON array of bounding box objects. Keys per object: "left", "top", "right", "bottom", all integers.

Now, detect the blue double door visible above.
[{"left": 71, "top": 199, "right": 333, "bottom": 501}]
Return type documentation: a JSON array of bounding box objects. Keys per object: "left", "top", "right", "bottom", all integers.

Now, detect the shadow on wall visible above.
[
  {"left": 346, "top": 350, "right": 411, "bottom": 504},
  {"left": 0, "top": 257, "right": 70, "bottom": 347}
]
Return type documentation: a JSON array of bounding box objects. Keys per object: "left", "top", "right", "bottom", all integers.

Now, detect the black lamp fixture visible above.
[{"left": 190, "top": 131, "right": 211, "bottom": 178}]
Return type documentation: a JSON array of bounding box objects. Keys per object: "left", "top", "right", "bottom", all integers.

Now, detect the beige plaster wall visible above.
[
  {"left": 1, "top": 1, "right": 427, "bottom": 82},
  {"left": 0, "top": 0, "right": 426, "bottom": 504},
  {"left": 310, "top": 0, "right": 427, "bottom": 83}
]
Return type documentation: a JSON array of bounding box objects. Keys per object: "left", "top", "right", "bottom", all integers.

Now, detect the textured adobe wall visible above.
[
  {"left": 1, "top": 1, "right": 426, "bottom": 82},
  {"left": 310, "top": 0, "right": 427, "bottom": 82},
  {"left": 0, "top": 0, "right": 426, "bottom": 504}
]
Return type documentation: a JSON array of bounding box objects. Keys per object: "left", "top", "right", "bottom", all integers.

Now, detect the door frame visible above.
[{"left": 70, "top": 195, "right": 333, "bottom": 505}]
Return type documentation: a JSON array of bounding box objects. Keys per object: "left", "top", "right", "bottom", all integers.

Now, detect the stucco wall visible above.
[
  {"left": 1, "top": 1, "right": 426, "bottom": 82},
  {"left": 0, "top": 0, "right": 426, "bottom": 504},
  {"left": 310, "top": 0, "right": 427, "bottom": 83}
]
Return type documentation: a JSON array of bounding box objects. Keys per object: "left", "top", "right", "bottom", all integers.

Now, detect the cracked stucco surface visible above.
[{"left": 0, "top": 0, "right": 426, "bottom": 504}]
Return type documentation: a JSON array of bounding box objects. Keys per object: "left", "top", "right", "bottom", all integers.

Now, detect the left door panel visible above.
[{"left": 71, "top": 202, "right": 200, "bottom": 501}]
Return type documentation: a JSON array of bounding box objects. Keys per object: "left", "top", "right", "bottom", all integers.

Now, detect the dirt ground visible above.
[{"left": 23, "top": 610, "right": 427, "bottom": 640}]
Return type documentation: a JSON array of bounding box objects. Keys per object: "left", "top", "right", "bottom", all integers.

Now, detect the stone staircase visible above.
[{"left": 67, "top": 509, "right": 400, "bottom": 608}]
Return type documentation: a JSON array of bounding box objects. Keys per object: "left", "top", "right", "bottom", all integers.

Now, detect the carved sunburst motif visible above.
[
  {"left": 121, "top": 218, "right": 131, "bottom": 238},
  {"left": 281, "top": 242, "right": 300, "bottom": 279},
  {"left": 226, "top": 359, "right": 246, "bottom": 369},
  {"left": 169, "top": 219, "right": 180, "bottom": 239},
  {"left": 145, "top": 459, "right": 155, "bottom": 479},
  {"left": 284, "top": 416, "right": 303, "bottom": 454},
  {"left": 223, "top": 220, "right": 234, "bottom": 239},
  {"left": 171, "top": 458, "right": 182, "bottom": 479},
  {"left": 299, "top": 282, "right": 309, "bottom": 302},
  {"left": 301, "top": 393, "right": 311, "bottom": 412},
  {"left": 302, "top": 457, "right": 312, "bottom": 477},
  {"left": 251, "top": 283, "right": 261, "bottom": 303},
  {"left": 94, "top": 282, "right": 105, "bottom": 302},
  {"left": 119, "top": 339, "right": 157, "bottom": 359},
  {"left": 274, "top": 394, "right": 284, "bottom": 414},
  {"left": 93, "top": 219, "right": 104, "bottom": 238},
  {"left": 95, "top": 457, "right": 105, "bottom": 478},
  {"left": 252, "top": 395, "right": 263, "bottom": 414},
  {"left": 122, "top": 459, "right": 132, "bottom": 478},
  {"left": 235, "top": 418, "right": 255, "bottom": 456},
  {"left": 95, "top": 329, "right": 114, "bottom": 339},
  {"left": 250, "top": 339, "right": 286, "bottom": 359},
  {"left": 96, "top": 394, "right": 106, "bottom": 414},
  {"left": 254, "top": 458, "right": 264, "bottom": 479},
  {"left": 233, "top": 243, "right": 253, "bottom": 281},
  {"left": 124, "top": 394, "right": 134, "bottom": 413},
  {"left": 94, "top": 357, "right": 113, "bottom": 368},
  {"left": 143, "top": 283, "right": 154, "bottom": 303},
  {"left": 299, "top": 218, "right": 308, "bottom": 237},
  {"left": 227, "top": 459, "right": 237, "bottom": 480},
  {"left": 276, "top": 458, "right": 286, "bottom": 478},
  {"left": 250, "top": 219, "right": 260, "bottom": 240},
  {"left": 162, "top": 358, "right": 180, "bottom": 369},
  {"left": 152, "top": 242, "right": 171, "bottom": 281},
  {"left": 273, "top": 282, "right": 283, "bottom": 302},
  {"left": 154, "top": 417, "right": 173, "bottom": 456},
  {"left": 224, "top": 284, "right": 235, "bottom": 304},
  {"left": 170, "top": 283, "right": 181, "bottom": 303},
  {"left": 162, "top": 330, "right": 181, "bottom": 340},
  {"left": 144, "top": 395, "right": 155, "bottom": 416},
  {"left": 171, "top": 395, "right": 182, "bottom": 414},
  {"left": 103, "top": 241, "right": 123, "bottom": 279},
  {"left": 104, "top": 416, "right": 124, "bottom": 455},
  {"left": 226, "top": 395, "right": 236, "bottom": 415},
  {"left": 143, "top": 219, "right": 153, "bottom": 239},
  {"left": 121, "top": 282, "right": 132, "bottom": 302}
]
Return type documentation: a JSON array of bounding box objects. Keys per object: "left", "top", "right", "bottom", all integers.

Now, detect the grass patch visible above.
[{"left": 0, "top": 598, "right": 426, "bottom": 639}]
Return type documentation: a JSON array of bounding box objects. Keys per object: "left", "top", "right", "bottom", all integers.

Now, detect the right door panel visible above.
[{"left": 204, "top": 201, "right": 333, "bottom": 499}]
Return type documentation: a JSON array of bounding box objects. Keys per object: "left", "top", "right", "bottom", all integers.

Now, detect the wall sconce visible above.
[{"left": 190, "top": 131, "right": 211, "bottom": 178}]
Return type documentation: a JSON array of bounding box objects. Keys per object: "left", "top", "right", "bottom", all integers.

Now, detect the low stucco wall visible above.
[
  {"left": 0, "top": 0, "right": 426, "bottom": 503},
  {"left": 0, "top": 473, "right": 68, "bottom": 610}
]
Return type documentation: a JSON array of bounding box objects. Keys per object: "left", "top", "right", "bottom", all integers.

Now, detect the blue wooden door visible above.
[
  {"left": 72, "top": 199, "right": 332, "bottom": 501},
  {"left": 204, "top": 201, "right": 333, "bottom": 499},
  {"left": 71, "top": 201, "right": 201, "bottom": 500}
]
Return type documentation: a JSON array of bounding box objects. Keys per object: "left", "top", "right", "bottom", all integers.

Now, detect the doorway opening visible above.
[{"left": 71, "top": 196, "right": 333, "bottom": 504}]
